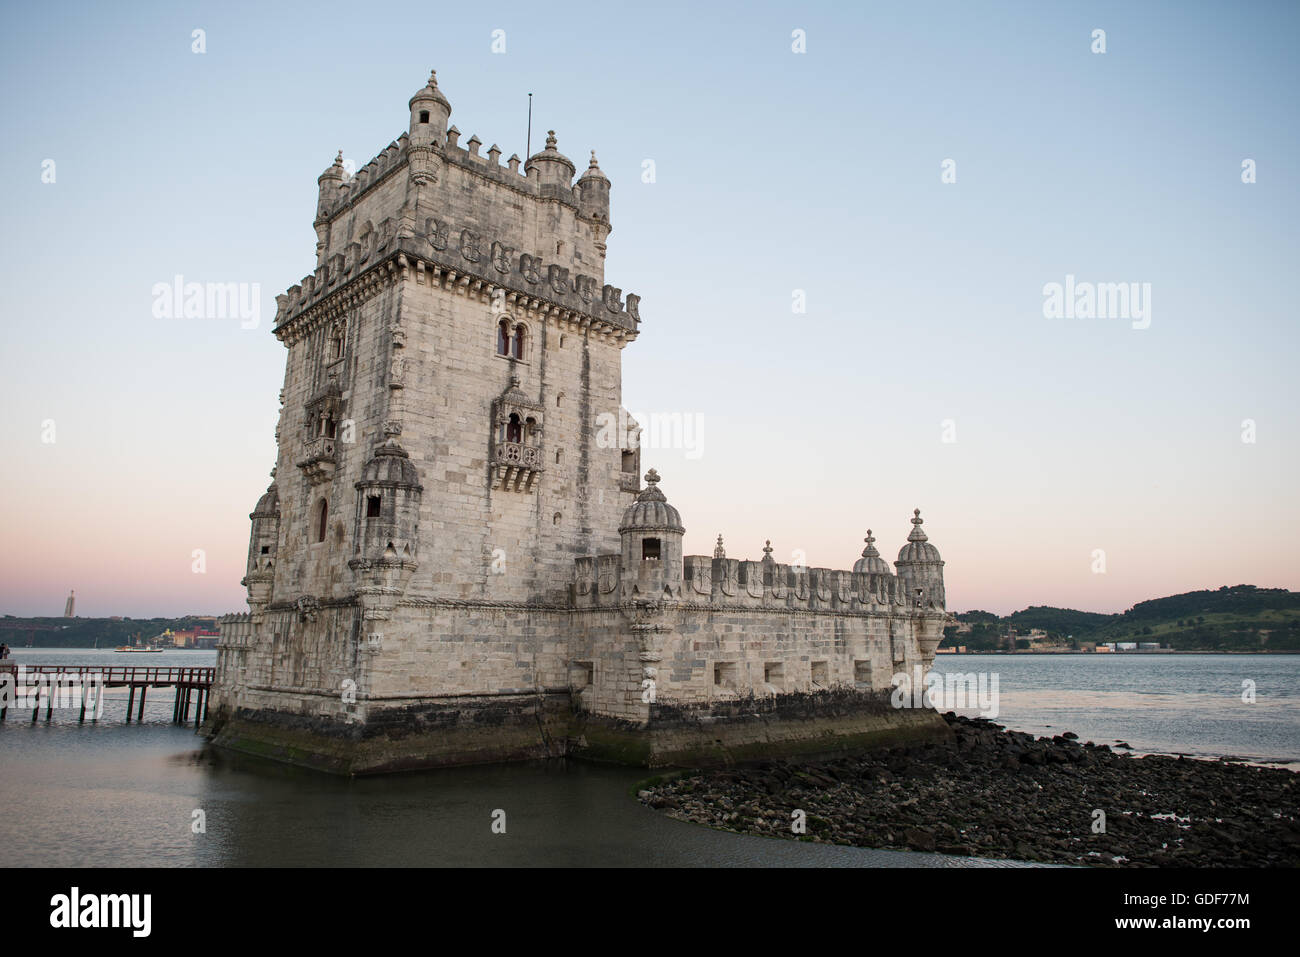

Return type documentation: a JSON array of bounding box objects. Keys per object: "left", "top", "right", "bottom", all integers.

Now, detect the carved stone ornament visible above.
[
  {"left": 296, "top": 595, "right": 320, "bottom": 623},
  {"left": 519, "top": 253, "right": 541, "bottom": 284},
  {"left": 426, "top": 218, "right": 449, "bottom": 251},
  {"left": 459, "top": 228, "right": 481, "bottom": 263},
  {"left": 491, "top": 241, "right": 515, "bottom": 273}
]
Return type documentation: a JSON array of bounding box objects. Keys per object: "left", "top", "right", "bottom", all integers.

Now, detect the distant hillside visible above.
[
  {"left": 946, "top": 585, "right": 1300, "bottom": 652},
  {"left": 0, "top": 615, "right": 219, "bottom": 648}
]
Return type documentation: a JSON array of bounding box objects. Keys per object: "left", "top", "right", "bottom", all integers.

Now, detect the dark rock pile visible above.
[{"left": 637, "top": 713, "right": 1299, "bottom": 866}]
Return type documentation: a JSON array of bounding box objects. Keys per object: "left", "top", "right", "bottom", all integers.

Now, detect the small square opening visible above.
[
  {"left": 641, "top": 538, "right": 661, "bottom": 561},
  {"left": 713, "top": 661, "right": 737, "bottom": 689},
  {"left": 764, "top": 661, "right": 784, "bottom": 690},
  {"left": 419, "top": 110, "right": 429, "bottom": 123}
]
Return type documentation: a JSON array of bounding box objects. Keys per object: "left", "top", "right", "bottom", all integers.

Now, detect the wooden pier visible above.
[{"left": 0, "top": 664, "right": 214, "bottom": 726}]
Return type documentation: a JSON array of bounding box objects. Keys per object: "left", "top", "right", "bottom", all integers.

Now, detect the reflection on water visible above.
[
  {"left": 0, "top": 651, "right": 1015, "bottom": 867},
  {"left": 931, "top": 654, "right": 1300, "bottom": 763},
  {"left": 3, "top": 649, "right": 1295, "bottom": 866}
]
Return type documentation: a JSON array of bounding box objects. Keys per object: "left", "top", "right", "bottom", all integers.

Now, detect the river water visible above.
[{"left": 1, "top": 648, "right": 1295, "bottom": 866}]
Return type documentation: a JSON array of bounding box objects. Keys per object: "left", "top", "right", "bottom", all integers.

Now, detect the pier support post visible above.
[
  {"left": 137, "top": 686, "right": 147, "bottom": 723},
  {"left": 127, "top": 685, "right": 135, "bottom": 723}
]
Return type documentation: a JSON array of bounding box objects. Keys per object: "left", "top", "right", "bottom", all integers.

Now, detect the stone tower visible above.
[{"left": 210, "top": 70, "right": 949, "bottom": 774}]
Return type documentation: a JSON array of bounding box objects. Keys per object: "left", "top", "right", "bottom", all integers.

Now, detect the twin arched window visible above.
[{"left": 496, "top": 319, "right": 526, "bottom": 359}]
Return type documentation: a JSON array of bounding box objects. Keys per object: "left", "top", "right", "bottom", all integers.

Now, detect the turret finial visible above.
[
  {"left": 334, "top": 150, "right": 343, "bottom": 166},
  {"left": 589, "top": 150, "right": 599, "bottom": 168},
  {"left": 762, "top": 540, "right": 773, "bottom": 559},
  {"left": 545, "top": 130, "right": 557, "bottom": 150},
  {"left": 908, "top": 509, "right": 929, "bottom": 542},
  {"left": 644, "top": 468, "right": 660, "bottom": 486},
  {"left": 714, "top": 534, "right": 726, "bottom": 559}
]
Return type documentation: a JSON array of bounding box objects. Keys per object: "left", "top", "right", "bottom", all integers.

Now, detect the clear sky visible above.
[{"left": 1, "top": 0, "right": 1296, "bottom": 618}]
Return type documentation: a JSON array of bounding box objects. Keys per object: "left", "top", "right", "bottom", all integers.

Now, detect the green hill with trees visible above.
[
  {"left": 944, "top": 585, "right": 1300, "bottom": 652},
  {"left": 0, "top": 615, "right": 218, "bottom": 649}
]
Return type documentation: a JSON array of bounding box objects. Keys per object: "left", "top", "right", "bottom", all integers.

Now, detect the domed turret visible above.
[
  {"left": 314, "top": 151, "right": 345, "bottom": 263},
  {"left": 619, "top": 469, "right": 684, "bottom": 599},
  {"left": 894, "top": 509, "right": 945, "bottom": 609},
  {"left": 351, "top": 440, "right": 423, "bottom": 575},
  {"left": 243, "top": 479, "right": 280, "bottom": 612},
  {"left": 525, "top": 130, "right": 577, "bottom": 188},
  {"left": 853, "top": 530, "right": 891, "bottom": 575},
  {"left": 577, "top": 150, "right": 611, "bottom": 226},
  {"left": 408, "top": 68, "right": 451, "bottom": 146}
]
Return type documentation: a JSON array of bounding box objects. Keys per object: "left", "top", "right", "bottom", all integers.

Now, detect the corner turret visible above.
[
  {"left": 349, "top": 441, "right": 424, "bottom": 627},
  {"left": 408, "top": 69, "right": 451, "bottom": 147},
  {"left": 242, "top": 479, "right": 280, "bottom": 615},
  {"left": 314, "top": 151, "right": 345, "bottom": 265},
  {"left": 618, "top": 469, "right": 684, "bottom": 599},
  {"left": 526, "top": 130, "right": 577, "bottom": 188},
  {"left": 894, "top": 509, "right": 945, "bottom": 610}
]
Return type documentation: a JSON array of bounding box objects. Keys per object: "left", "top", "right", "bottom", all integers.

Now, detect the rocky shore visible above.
[{"left": 637, "top": 713, "right": 1300, "bottom": 866}]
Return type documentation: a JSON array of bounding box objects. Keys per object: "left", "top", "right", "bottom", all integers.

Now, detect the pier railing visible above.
[{"left": 0, "top": 664, "right": 214, "bottom": 725}]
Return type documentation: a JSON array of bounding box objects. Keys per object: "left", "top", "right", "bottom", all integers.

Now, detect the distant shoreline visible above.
[{"left": 936, "top": 649, "right": 1300, "bottom": 656}]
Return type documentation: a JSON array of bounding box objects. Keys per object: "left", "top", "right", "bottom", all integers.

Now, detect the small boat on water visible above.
[{"left": 114, "top": 646, "right": 163, "bottom": 653}]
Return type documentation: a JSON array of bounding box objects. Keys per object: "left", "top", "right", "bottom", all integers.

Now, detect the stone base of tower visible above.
[
  {"left": 570, "top": 690, "right": 953, "bottom": 768},
  {"left": 205, "top": 693, "right": 575, "bottom": 775},
  {"left": 205, "top": 689, "right": 951, "bottom": 775}
]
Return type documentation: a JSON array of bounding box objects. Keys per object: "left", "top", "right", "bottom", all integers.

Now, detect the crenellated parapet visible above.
[{"left": 571, "top": 471, "right": 946, "bottom": 620}]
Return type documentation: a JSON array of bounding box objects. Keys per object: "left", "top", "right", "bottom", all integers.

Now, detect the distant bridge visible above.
[{"left": 0, "top": 664, "right": 214, "bottom": 726}]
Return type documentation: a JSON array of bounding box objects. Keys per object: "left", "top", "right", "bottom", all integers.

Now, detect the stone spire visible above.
[
  {"left": 713, "top": 534, "right": 726, "bottom": 559},
  {"left": 908, "top": 509, "right": 928, "bottom": 542}
]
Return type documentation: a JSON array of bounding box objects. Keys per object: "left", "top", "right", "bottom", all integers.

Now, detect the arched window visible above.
[
  {"left": 506, "top": 413, "right": 522, "bottom": 443},
  {"left": 329, "top": 326, "right": 343, "bottom": 361},
  {"left": 511, "top": 323, "right": 526, "bottom": 360},
  {"left": 524, "top": 417, "right": 537, "bottom": 443},
  {"left": 316, "top": 499, "right": 329, "bottom": 543},
  {"left": 323, "top": 413, "right": 337, "bottom": 439},
  {"left": 497, "top": 320, "right": 510, "bottom": 356}
]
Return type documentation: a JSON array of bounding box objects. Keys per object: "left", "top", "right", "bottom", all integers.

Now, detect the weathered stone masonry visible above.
[{"left": 207, "top": 70, "right": 952, "bottom": 773}]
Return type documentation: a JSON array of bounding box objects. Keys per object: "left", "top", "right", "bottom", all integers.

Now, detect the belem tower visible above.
[{"left": 208, "top": 70, "right": 952, "bottom": 773}]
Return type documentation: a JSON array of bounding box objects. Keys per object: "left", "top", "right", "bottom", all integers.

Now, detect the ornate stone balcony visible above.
[
  {"left": 296, "top": 436, "right": 337, "bottom": 486},
  {"left": 492, "top": 441, "right": 541, "bottom": 492}
]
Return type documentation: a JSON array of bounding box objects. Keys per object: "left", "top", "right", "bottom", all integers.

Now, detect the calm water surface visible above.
[
  {"left": 2, "top": 649, "right": 1295, "bottom": 866},
  {"left": 931, "top": 653, "right": 1300, "bottom": 764}
]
